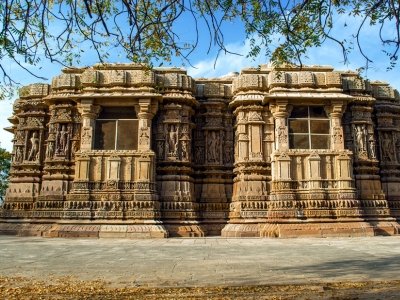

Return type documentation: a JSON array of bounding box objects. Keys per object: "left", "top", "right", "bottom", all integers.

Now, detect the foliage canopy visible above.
[{"left": 0, "top": 0, "right": 399, "bottom": 98}]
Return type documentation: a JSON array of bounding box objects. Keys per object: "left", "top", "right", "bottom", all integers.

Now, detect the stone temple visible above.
[{"left": 1, "top": 63, "right": 400, "bottom": 238}]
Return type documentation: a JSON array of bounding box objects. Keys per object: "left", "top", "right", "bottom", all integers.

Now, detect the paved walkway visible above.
[{"left": 1, "top": 236, "right": 400, "bottom": 287}]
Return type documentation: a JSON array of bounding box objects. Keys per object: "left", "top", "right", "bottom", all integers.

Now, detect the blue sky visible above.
[{"left": 1, "top": 11, "right": 399, "bottom": 151}]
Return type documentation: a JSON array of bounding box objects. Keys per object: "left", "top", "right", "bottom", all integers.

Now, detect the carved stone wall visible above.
[
  {"left": 4, "top": 84, "right": 49, "bottom": 217},
  {"left": 193, "top": 80, "right": 234, "bottom": 235},
  {"left": 1, "top": 64, "right": 400, "bottom": 238}
]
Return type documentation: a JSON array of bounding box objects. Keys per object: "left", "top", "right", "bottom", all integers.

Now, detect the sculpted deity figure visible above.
[
  {"left": 81, "top": 127, "right": 91, "bottom": 144},
  {"left": 382, "top": 132, "right": 395, "bottom": 161},
  {"left": 224, "top": 143, "right": 232, "bottom": 164},
  {"left": 207, "top": 131, "right": 219, "bottom": 163},
  {"left": 28, "top": 132, "right": 39, "bottom": 161},
  {"left": 354, "top": 125, "right": 366, "bottom": 152},
  {"left": 46, "top": 142, "right": 54, "bottom": 159},
  {"left": 15, "top": 147, "right": 22, "bottom": 163},
  {"left": 368, "top": 135, "right": 376, "bottom": 159},
  {"left": 71, "top": 140, "right": 79, "bottom": 158},
  {"left": 332, "top": 127, "right": 343, "bottom": 144},
  {"left": 58, "top": 124, "right": 69, "bottom": 154},
  {"left": 181, "top": 140, "right": 189, "bottom": 161},
  {"left": 168, "top": 124, "right": 178, "bottom": 155},
  {"left": 139, "top": 127, "right": 149, "bottom": 145},
  {"left": 277, "top": 125, "right": 287, "bottom": 144}
]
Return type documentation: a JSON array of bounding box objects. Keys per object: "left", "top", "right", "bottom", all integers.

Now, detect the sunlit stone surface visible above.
[{"left": 1, "top": 63, "right": 400, "bottom": 237}]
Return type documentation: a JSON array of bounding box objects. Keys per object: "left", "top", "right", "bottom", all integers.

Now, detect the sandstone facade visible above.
[{"left": 1, "top": 63, "right": 400, "bottom": 238}]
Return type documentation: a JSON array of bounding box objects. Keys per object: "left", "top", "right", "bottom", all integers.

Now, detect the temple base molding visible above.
[
  {"left": 0, "top": 221, "right": 168, "bottom": 238},
  {"left": 222, "top": 220, "right": 400, "bottom": 238}
]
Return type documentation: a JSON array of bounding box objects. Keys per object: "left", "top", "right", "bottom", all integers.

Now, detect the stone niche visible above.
[{"left": 1, "top": 63, "right": 400, "bottom": 238}]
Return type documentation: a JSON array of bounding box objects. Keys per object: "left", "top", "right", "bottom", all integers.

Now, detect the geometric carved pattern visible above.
[{"left": 1, "top": 64, "right": 400, "bottom": 238}]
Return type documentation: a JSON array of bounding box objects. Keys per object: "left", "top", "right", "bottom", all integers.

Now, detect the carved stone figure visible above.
[
  {"left": 57, "top": 124, "right": 69, "bottom": 155},
  {"left": 71, "top": 140, "right": 79, "bottom": 158},
  {"left": 14, "top": 147, "right": 22, "bottom": 163},
  {"left": 368, "top": 135, "right": 376, "bottom": 159},
  {"left": 381, "top": 132, "right": 395, "bottom": 161},
  {"left": 4, "top": 64, "right": 400, "bottom": 239},
  {"left": 277, "top": 125, "right": 287, "bottom": 144},
  {"left": 332, "top": 127, "right": 343, "bottom": 144},
  {"left": 181, "top": 140, "right": 189, "bottom": 161},
  {"left": 224, "top": 144, "right": 232, "bottom": 164},
  {"left": 168, "top": 124, "right": 178, "bottom": 156},
  {"left": 139, "top": 127, "right": 149, "bottom": 145},
  {"left": 28, "top": 132, "right": 39, "bottom": 161},
  {"left": 46, "top": 142, "right": 54, "bottom": 159},
  {"left": 81, "top": 127, "right": 91, "bottom": 144},
  {"left": 207, "top": 131, "right": 219, "bottom": 163},
  {"left": 14, "top": 131, "right": 24, "bottom": 143},
  {"left": 354, "top": 125, "right": 366, "bottom": 152}
]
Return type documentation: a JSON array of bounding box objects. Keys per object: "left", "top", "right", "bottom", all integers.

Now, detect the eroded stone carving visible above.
[
  {"left": 381, "top": 132, "right": 395, "bottom": 162},
  {"left": 354, "top": 124, "right": 367, "bottom": 153},
  {"left": 207, "top": 131, "right": 220, "bottom": 163},
  {"left": 2, "top": 64, "right": 400, "bottom": 239},
  {"left": 27, "top": 131, "right": 40, "bottom": 161},
  {"left": 167, "top": 124, "right": 179, "bottom": 156}
]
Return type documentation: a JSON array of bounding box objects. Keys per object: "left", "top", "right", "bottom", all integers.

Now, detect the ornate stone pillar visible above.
[
  {"left": 193, "top": 81, "right": 233, "bottom": 235},
  {"left": 62, "top": 101, "right": 100, "bottom": 219},
  {"left": 372, "top": 81, "right": 400, "bottom": 220},
  {"left": 137, "top": 99, "right": 154, "bottom": 151},
  {"left": 36, "top": 102, "right": 81, "bottom": 218},
  {"left": 221, "top": 72, "right": 269, "bottom": 237},
  {"left": 2, "top": 84, "right": 49, "bottom": 219},
  {"left": 79, "top": 100, "right": 100, "bottom": 152},
  {"left": 326, "top": 101, "right": 358, "bottom": 204},
  {"left": 329, "top": 101, "right": 345, "bottom": 151},
  {"left": 154, "top": 70, "right": 203, "bottom": 237},
  {"left": 342, "top": 76, "right": 390, "bottom": 220},
  {"left": 268, "top": 100, "right": 296, "bottom": 217}
]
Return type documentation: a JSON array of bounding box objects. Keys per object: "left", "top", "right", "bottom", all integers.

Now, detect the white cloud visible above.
[
  {"left": 187, "top": 39, "right": 267, "bottom": 78},
  {"left": 186, "top": 17, "right": 400, "bottom": 90},
  {"left": 2, "top": 14, "right": 399, "bottom": 151}
]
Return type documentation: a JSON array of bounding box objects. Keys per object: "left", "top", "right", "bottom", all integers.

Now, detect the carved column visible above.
[
  {"left": 326, "top": 101, "right": 358, "bottom": 215},
  {"left": 122, "top": 98, "right": 161, "bottom": 222},
  {"left": 194, "top": 81, "right": 233, "bottom": 235},
  {"left": 79, "top": 100, "right": 100, "bottom": 152},
  {"left": 372, "top": 81, "right": 400, "bottom": 220},
  {"left": 137, "top": 99, "right": 153, "bottom": 151},
  {"left": 268, "top": 100, "right": 296, "bottom": 218},
  {"left": 63, "top": 100, "right": 100, "bottom": 219},
  {"left": 222, "top": 99, "right": 270, "bottom": 236},
  {"left": 154, "top": 70, "right": 203, "bottom": 236},
  {"left": 342, "top": 76, "right": 390, "bottom": 220},
  {"left": 36, "top": 102, "right": 81, "bottom": 218},
  {"left": 155, "top": 103, "right": 201, "bottom": 236},
  {"left": 2, "top": 84, "right": 49, "bottom": 218}
]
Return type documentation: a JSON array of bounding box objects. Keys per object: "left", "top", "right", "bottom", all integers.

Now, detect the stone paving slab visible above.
[{"left": 1, "top": 236, "right": 400, "bottom": 287}]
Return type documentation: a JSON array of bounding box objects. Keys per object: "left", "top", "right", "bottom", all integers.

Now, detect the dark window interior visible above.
[
  {"left": 94, "top": 107, "right": 138, "bottom": 150},
  {"left": 288, "top": 106, "right": 330, "bottom": 149}
]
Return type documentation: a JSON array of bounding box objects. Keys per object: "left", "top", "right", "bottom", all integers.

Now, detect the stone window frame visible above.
[
  {"left": 94, "top": 107, "right": 139, "bottom": 151},
  {"left": 288, "top": 105, "right": 330, "bottom": 150}
]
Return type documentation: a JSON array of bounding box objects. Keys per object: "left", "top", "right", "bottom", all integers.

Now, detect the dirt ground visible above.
[{"left": 1, "top": 277, "right": 400, "bottom": 299}]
